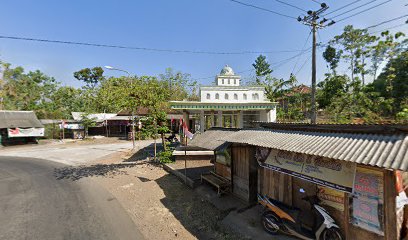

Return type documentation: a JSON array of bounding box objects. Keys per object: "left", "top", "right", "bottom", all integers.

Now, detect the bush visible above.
[{"left": 158, "top": 150, "right": 174, "bottom": 163}]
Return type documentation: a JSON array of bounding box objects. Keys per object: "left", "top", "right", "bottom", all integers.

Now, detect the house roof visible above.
[
  {"left": 71, "top": 112, "right": 117, "bottom": 122},
  {"left": 186, "top": 128, "right": 239, "bottom": 151},
  {"left": 0, "top": 111, "right": 44, "bottom": 128},
  {"left": 221, "top": 127, "right": 408, "bottom": 171}
]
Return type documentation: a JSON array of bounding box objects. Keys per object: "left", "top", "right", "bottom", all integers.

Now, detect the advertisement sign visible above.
[
  {"left": 59, "top": 123, "right": 84, "bottom": 130},
  {"left": 8, "top": 128, "right": 45, "bottom": 138},
  {"left": 255, "top": 147, "right": 356, "bottom": 193},
  {"left": 351, "top": 167, "right": 384, "bottom": 235},
  {"left": 317, "top": 186, "right": 345, "bottom": 211}
]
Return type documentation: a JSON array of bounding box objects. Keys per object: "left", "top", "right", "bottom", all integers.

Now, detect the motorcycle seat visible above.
[{"left": 268, "top": 198, "right": 300, "bottom": 212}]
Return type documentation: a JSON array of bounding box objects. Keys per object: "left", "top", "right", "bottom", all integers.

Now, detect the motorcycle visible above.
[{"left": 258, "top": 188, "right": 342, "bottom": 240}]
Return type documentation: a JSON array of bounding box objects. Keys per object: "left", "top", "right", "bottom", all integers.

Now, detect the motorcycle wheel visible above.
[
  {"left": 321, "top": 228, "right": 342, "bottom": 240},
  {"left": 261, "top": 211, "right": 280, "bottom": 235}
]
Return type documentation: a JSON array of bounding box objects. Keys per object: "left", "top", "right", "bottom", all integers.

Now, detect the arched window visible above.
[
  {"left": 206, "top": 93, "right": 211, "bottom": 100},
  {"left": 234, "top": 93, "right": 238, "bottom": 100},
  {"left": 222, "top": 79, "right": 224, "bottom": 84},
  {"left": 234, "top": 79, "right": 237, "bottom": 85},
  {"left": 215, "top": 93, "right": 219, "bottom": 99},
  {"left": 254, "top": 93, "right": 259, "bottom": 100},
  {"left": 243, "top": 94, "right": 247, "bottom": 100},
  {"left": 228, "top": 79, "right": 230, "bottom": 84},
  {"left": 225, "top": 93, "right": 229, "bottom": 100}
]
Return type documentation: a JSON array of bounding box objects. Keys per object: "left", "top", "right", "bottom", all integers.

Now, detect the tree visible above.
[
  {"left": 252, "top": 55, "right": 273, "bottom": 84},
  {"left": 73, "top": 67, "right": 104, "bottom": 89},
  {"left": 374, "top": 49, "right": 408, "bottom": 114},
  {"left": 80, "top": 113, "right": 97, "bottom": 138},
  {"left": 322, "top": 45, "right": 341, "bottom": 73},
  {"left": 1, "top": 64, "right": 59, "bottom": 118},
  {"left": 159, "top": 68, "right": 198, "bottom": 101},
  {"left": 331, "top": 25, "right": 377, "bottom": 84},
  {"left": 317, "top": 74, "right": 348, "bottom": 109}
]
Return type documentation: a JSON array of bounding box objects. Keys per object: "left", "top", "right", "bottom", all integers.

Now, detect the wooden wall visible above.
[
  {"left": 231, "top": 144, "right": 257, "bottom": 202},
  {"left": 215, "top": 162, "right": 231, "bottom": 180},
  {"left": 258, "top": 164, "right": 398, "bottom": 240}
]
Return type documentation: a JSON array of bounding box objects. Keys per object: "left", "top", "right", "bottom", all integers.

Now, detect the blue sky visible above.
[{"left": 0, "top": 0, "right": 407, "bottom": 88}]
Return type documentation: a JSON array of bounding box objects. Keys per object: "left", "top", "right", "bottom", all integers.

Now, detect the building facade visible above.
[{"left": 170, "top": 65, "right": 277, "bottom": 132}]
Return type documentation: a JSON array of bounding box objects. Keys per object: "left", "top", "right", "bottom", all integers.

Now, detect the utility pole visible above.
[{"left": 298, "top": 3, "right": 334, "bottom": 124}]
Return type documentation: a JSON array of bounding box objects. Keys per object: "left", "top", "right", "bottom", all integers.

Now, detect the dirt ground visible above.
[{"left": 57, "top": 149, "right": 246, "bottom": 240}]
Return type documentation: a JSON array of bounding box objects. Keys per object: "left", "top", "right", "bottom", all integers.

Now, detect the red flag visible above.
[
  {"left": 182, "top": 122, "right": 194, "bottom": 139},
  {"left": 171, "top": 116, "right": 175, "bottom": 123}
]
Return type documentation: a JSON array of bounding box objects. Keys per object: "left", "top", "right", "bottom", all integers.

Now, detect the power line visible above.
[
  {"left": 365, "top": 14, "right": 408, "bottom": 29},
  {"left": 330, "top": 0, "right": 379, "bottom": 19},
  {"left": 291, "top": 30, "right": 312, "bottom": 74},
  {"left": 275, "top": 0, "right": 307, "bottom": 12},
  {"left": 369, "top": 23, "right": 408, "bottom": 34},
  {"left": 336, "top": 0, "right": 392, "bottom": 23},
  {"left": 323, "top": 0, "right": 364, "bottom": 16},
  {"left": 0, "top": 35, "right": 306, "bottom": 55},
  {"left": 227, "top": 0, "right": 297, "bottom": 19},
  {"left": 312, "top": 0, "right": 322, "bottom": 5},
  {"left": 192, "top": 49, "right": 313, "bottom": 81},
  {"left": 295, "top": 55, "right": 312, "bottom": 76}
]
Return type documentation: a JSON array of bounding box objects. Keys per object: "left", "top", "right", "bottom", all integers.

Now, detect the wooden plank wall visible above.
[
  {"left": 215, "top": 162, "right": 231, "bottom": 180},
  {"left": 259, "top": 167, "right": 292, "bottom": 206}
]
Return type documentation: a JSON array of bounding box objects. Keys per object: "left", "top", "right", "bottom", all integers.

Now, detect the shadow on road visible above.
[{"left": 54, "top": 163, "right": 133, "bottom": 181}]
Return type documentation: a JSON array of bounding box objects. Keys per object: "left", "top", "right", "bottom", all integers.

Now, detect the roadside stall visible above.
[
  {"left": 220, "top": 123, "right": 408, "bottom": 240},
  {"left": 0, "top": 110, "right": 45, "bottom": 145}
]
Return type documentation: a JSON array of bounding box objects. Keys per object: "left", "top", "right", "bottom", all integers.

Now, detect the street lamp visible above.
[{"left": 104, "top": 65, "right": 136, "bottom": 149}]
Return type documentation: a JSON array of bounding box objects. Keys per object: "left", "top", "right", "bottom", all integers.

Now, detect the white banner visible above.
[{"left": 8, "top": 128, "right": 45, "bottom": 138}]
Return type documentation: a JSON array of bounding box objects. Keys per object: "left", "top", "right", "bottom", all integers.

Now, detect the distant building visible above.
[
  {"left": 170, "top": 65, "right": 277, "bottom": 132},
  {"left": 0, "top": 110, "right": 44, "bottom": 145}
]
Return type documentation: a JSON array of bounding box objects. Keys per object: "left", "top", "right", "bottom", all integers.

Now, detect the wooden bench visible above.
[{"left": 201, "top": 171, "right": 231, "bottom": 197}]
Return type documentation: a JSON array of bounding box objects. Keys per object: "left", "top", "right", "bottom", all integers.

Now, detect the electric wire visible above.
[
  {"left": 291, "top": 30, "right": 312, "bottom": 74},
  {"left": 311, "top": 0, "right": 322, "bottom": 4},
  {"left": 365, "top": 14, "right": 408, "bottom": 29},
  {"left": 295, "top": 54, "right": 312, "bottom": 76},
  {"left": 369, "top": 23, "right": 408, "bottom": 34},
  {"left": 335, "top": 0, "right": 392, "bottom": 23},
  {"left": 329, "top": 0, "right": 379, "bottom": 20},
  {"left": 275, "top": 0, "right": 307, "bottom": 12},
  {"left": 0, "top": 35, "right": 306, "bottom": 55},
  {"left": 323, "top": 0, "right": 364, "bottom": 16},
  {"left": 227, "top": 0, "right": 297, "bottom": 19}
]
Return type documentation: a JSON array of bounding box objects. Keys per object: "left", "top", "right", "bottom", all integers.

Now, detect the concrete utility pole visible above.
[{"left": 297, "top": 3, "right": 334, "bottom": 124}]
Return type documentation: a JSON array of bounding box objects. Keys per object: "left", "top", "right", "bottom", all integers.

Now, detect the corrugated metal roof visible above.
[
  {"left": 0, "top": 111, "right": 44, "bottom": 128},
  {"left": 187, "top": 128, "right": 239, "bottom": 151},
  {"left": 221, "top": 129, "right": 408, "bottom": 171}
]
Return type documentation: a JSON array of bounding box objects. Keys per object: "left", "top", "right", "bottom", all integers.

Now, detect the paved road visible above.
[
  {"left": 0, "top": 140, "right": 154, "bottom": 165},
  {"left": 0, "top": 156, "right": 144, "bottom": 240}
]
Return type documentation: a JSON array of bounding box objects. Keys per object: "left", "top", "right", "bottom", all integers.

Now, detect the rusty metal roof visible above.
[
  {"left": 187, "top": 128, "right": 238, "bottom": 151},
  {"left": 221, "top": 128, "right": 408, "bottom": 171}
]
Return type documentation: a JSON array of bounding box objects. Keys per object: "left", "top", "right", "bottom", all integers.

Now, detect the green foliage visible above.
[
  {"left": 396, "top": 107, "right": 408, "bottom": 122},
  {"left": 317, "top": 74, "right": 348, "bottom": 109},
  {"left": 80, "top": 113, "right": 97, "bottom": 137},
  {"left": 158, "top": 147, "right": 174, "bottom": 163},
  {"left": 73, "top": 67, "right": 104, "bottom": 89},
  {"left": 322, "top": 45, "right": 341, "bottom": 72},
  {"left": 252, "top": 55, "right": 273, "bottom": 84},
  {"left": 159, "top": 68, "right": 198, "bottom": 101}
]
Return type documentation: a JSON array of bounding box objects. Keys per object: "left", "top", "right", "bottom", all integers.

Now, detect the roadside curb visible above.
[{"left": 162, "top": 163, "right": 196, "bottom": 188}]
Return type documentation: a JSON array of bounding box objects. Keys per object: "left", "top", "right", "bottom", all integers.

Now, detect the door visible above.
[{"left": 232, "top": 145, "right": 257, "bottom": 202}]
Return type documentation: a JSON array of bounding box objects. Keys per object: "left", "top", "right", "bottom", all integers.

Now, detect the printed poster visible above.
[
  {"left": 255, "top": 147, "right": 356, "bottom": 193},
  {"left": 317, "top": 186, "right": 345, "bottom": 211},
  {"left": 8, "top": 128, "right": 45, "bottom": 138},
  {"left": 351, "top": 167, "right": 384, "bottom": 236}
]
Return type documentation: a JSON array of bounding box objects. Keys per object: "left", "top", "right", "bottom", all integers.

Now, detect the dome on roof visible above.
[{"left": 220, "top": 65, "right": 235, "bottom": 75}]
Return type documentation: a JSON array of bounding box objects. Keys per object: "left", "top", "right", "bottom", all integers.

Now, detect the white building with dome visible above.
[{"left": 170, "top": 65, "right": 277, "bottom": 132}]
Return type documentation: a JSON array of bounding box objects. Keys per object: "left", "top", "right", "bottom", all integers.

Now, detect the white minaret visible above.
[{"left": 216, "top": 65, "right": 241, "bottom": 86}]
